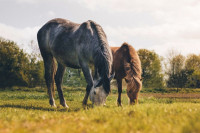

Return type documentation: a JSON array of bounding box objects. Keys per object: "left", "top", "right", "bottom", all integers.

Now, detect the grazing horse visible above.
[
  {"left": 89, "top": 42, "right": 142, "bottom": 105},
  {"left": 111, "top": 43, "right": 142, "bottom": 105},
  {"left": 37, "top": 18, "right": 113, "bottom": 108}
]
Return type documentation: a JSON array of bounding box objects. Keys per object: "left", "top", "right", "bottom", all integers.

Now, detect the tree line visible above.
[
  {"left": 0, "top": 38, "right": 45, "bottom": 88},
  {"left": 0, "top": 37, "right": 200, "bottom": 91}
]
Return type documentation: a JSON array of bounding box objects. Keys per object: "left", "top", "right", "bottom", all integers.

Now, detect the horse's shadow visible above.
[{"left": 0, "top": 103, "right": 93, "bottom": 112}]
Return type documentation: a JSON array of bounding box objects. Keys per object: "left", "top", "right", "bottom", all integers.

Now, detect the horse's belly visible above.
[
  {"left": 63, "top": 58, "right": 80, "bottom": 68},
  {"left": 64, "top": 61, "right": 80, "bottom": 69},
  {"left": 50, "top": 41, "right": 81, "bottom": 68},
  {"left": 53, "top": 52, "right": 80, "bottom": 68}
]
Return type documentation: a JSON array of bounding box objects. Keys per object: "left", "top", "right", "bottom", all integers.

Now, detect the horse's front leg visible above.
[
  {"left": 117, "top": 78, "right": 122, "bottom": 106},
  {"left": 80, "top": 63, "right": 93, "bottom": 106}
]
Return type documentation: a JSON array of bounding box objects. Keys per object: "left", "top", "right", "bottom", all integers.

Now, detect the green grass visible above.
[{"left": 0, "top": 87, "right": 200, "bottom": 133}]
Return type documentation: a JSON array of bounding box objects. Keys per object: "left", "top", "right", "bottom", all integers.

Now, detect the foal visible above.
[{"left": 111, "top": 42, "right": 142, "bottom": 105}]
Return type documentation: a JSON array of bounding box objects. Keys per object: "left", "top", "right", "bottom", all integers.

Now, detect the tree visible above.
[
  {"left": 138, "top": 49, "right": 164, "bottom": 89},
  {"left": 168, "top": 54, "right": 185, "bottom": 75},
  {"left": 26, "top": 57, "right": 45, "bottom": 88},
  {"left": 167, "top": 69, "right": 191, "bottom": 92},
  {"left": 166, "top": 52, "right": 189, "bottom": 91},
  {"left": 0, "top": 38, "right": 29, "bottom": 88},
  {"left": 26, "top": 40, "right": 45, "bottom": 87},
  {"left": 0, "top": 38, "right": 45, "bottom": 89},
  {"left": 185, "top": 54, "right": 200, "bottom": 88}
]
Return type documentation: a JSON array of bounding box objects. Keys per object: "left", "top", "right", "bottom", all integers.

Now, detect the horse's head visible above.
[
  {"left": 125, "top": 77, "right": 142, "bottom": 104},
  {"left": 89, "top": 74, "right": 114, "bottom": 105},
  {"left": 89, "top": 84, "right": 107, "bottom": 106}
]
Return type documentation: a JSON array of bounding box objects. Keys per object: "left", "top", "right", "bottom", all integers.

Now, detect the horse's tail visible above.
[
  {"left": 89, "top": 20, "right": 113, "bottom": 94},
  {"left": 122, "top": 42, "right": 142, "bottom": 90}
]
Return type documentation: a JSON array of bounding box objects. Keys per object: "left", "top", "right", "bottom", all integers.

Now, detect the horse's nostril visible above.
[{"left": 94, "top": 91, "right": 96, "bottom": 95}]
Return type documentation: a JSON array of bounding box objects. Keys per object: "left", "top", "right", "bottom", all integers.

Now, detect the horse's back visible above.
[
  {"left": 37, "top": 18, "right": 101, "bottom": 68},
  {"left": 110, "top": 47, "right": 119, "bottom": 54},
  {"left": 111, "top": 43, "right": 141, "bottom": 79},
  {"left": 37, "top": 18, "right": 79, "bottom": 44},
  {"left": 37, "top": 18, "right": 82, "bottom": 67}
]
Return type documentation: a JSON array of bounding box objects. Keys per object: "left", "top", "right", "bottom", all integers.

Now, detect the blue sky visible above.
[{"left": 0, "top": 0, "right": 200, "bottom": 56}]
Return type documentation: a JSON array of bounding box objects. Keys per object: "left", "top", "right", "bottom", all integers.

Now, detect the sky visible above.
[{"left": 0, "top": 0, "right": 200, "bottom": 56}]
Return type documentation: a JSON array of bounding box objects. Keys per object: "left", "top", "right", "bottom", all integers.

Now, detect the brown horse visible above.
[{"left": 111, "top": 42, "right": 142, "bottom": 105}]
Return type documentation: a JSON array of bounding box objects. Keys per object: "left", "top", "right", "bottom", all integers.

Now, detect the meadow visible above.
[{"left": 0, "top": 87, "right": 200, "bottom": 133}]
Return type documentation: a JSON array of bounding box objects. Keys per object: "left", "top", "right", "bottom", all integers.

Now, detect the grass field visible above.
[{"left": 0, "top": 87, "right": 200, "bottom": 133}]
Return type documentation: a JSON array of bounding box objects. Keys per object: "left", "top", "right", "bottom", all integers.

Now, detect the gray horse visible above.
[{"left": 37, "top": 18, "right": 113, "bottom": 108}]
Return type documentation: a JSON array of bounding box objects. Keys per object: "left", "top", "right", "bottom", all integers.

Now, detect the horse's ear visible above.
[
  {"left": 94, "top": 78, "right": 103, "bottom": 88},
  {"left": 94, "top": 73, "right": 114, "bottom": 88},
  {"left": 109, "top": 73, "right": 115, "bottom": 81}
]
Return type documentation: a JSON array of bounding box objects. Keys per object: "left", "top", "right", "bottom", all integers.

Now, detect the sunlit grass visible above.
[{"left": 0, "top": 88, "right": 200, "bottom": 133}]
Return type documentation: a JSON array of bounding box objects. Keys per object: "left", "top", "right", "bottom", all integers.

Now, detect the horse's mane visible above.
[
  {"left": 121, "top": 42, "right": 142, "bottom": 90},
  {"left": 89, "top": 20, "right": 112, "bottom": 93}
]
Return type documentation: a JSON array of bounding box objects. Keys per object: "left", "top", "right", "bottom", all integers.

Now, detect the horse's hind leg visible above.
[
  {"left": 55, "top": 63, "right": 68, "bottom": 108},
  {"left": 43, "top": 55, "right": 57, "bottom": 107},
  {"left": 117, "top": 78, "right": 122, "bottom": 106}
]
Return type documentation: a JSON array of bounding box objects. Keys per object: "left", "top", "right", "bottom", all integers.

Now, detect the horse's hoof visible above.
[
  {"left": 51, "top": 104, "right": 57, "bottom": 108},
  {"left": 60, "top": 101, "right": 69, "bottom": 108},
  {"left": 49, "top": 99, "right": 56, "bottom": 107},
  {"left": 83, "top": 105, "right": 87, "bottom": 109},
  {"left": 117, "top": 102, "right": 122, "bottom": 107},
  {"left": 82, "top": 100, "right": 87, "bottom": 106},
  {"left": 82, "top": 103, "right": 88, "bottom": 109},
  {"left": 62, "top": 104, "right": 69, "bottom": 109}
]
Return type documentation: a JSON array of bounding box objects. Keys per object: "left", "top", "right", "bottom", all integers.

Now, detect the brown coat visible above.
[{"left": 111, "top": 42, "right": 142, "bottom": 105}]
